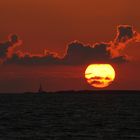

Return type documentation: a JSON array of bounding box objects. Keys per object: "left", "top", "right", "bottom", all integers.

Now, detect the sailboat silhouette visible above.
[{"left": 38, "top": 84, "right": 46, "bottom": 93}]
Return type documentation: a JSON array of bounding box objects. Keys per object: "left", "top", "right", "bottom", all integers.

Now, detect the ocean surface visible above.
[{"left": 0, "top": 92, "right": 140, "bottom": 139}]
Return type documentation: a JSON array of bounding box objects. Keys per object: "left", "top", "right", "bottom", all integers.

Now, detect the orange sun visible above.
[{"left": 85, "top": 64, "right": 115, "bottom": 88}]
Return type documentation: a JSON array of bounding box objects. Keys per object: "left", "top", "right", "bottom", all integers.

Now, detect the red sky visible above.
[{"left": 0, "top": 0, "right": 140, "bottom": 92}]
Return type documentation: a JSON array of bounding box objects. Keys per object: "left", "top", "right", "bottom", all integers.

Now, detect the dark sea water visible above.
[{"left": 0, "top": 92, "right": 140, "bottom": 140}]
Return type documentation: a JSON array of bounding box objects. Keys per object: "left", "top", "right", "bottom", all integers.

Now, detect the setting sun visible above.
[{"left": 85, "top": 64, "right": 115, "bottom": 88}]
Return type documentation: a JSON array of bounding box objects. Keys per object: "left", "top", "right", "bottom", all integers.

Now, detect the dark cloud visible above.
[
  {"left": 116, "top": 25, "right": 135, "bottom": 43},
  {"left": 91, "top": 81, "right": 103, "bottom": 85},
  {"left": 4, "top": 53, "right": 61, "bottom": 65},
  {"left": 4, "top": 41, "right": 126, "bottom": 65},
  {"left": 91, "top": 76, "right": 103, "bottom": 80},
  {"left": 108, "top": 25, "right": 140, "bottom": 57},
  {"left": 0, "top": 34, "right": 21, "bottom": 60},
  {"left": 62, "top": 42, "right": 112, "bottom": 65},
  {"left": 88, "top": 76, "right": 112, "bottom": 82},
  {"left": 105, "top": 77, "right": 111, "bottom": 80},
  {"left": 2, "top": 25, "right": 140, "bottom": 66},
  {"left": 10, "top": 34, "right": 19, "bottom": 44},
  {"left": 0, "top": 41, "right": 11, "bottom": 59}
]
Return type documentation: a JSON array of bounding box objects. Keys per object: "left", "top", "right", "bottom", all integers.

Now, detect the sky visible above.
[{"left": 0, "top": 0, "right": 140, "bottom": 92}]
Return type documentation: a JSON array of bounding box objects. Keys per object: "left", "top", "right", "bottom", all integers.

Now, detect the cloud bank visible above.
[{"left": 1, "top": 25, "right": 139, "bottom": 66}]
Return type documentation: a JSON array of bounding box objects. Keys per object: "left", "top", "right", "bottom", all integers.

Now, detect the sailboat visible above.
[{"left": 38, "top": 84, "right": 46, "bottom": 93}]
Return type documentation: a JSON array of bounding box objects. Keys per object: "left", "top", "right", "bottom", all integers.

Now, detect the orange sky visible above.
[
  {"left": 0, "top": 0, "right": 140, "bottom": 92},
  {"left": 0, "top": 0, "right": 140, "bottom": 55}
]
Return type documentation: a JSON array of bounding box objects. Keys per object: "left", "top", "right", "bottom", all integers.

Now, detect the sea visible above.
[{"left": 0, "top": 92, "right": 140, "bottom": 140}]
